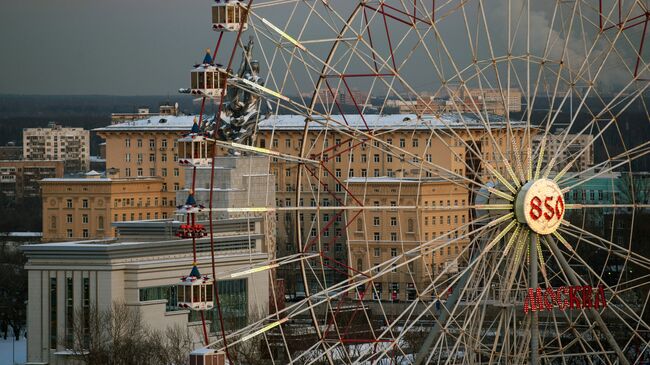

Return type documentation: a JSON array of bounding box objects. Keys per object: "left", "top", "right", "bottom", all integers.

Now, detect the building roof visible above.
[
  {"left": 346, "top": 177, "right": 453, "bottom": 184},
  {"left": 94, "top": 113, "right": 526, "bottom": 133},
  {"left": 40, "top": 177, "right": 161, "bottom": 183}
]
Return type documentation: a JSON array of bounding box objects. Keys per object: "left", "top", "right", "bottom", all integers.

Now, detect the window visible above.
[
  {"left": 387, "top": 155, "right": 393, "bottom": 162},
  {"left": 161, "top": 139, "right": 168, "bottom": 148},
  {"left": 174, "top": 183, "right": 180, "bottom": 191},
  {"left": 390, "top": 217, "right": 397, "bottom": 226},
  {"left": 137, "top": 139, "right": 142, "bottom": 148},
  {"left": 49, "top": 278, "right": 57, "bottom": 349},
  {"left": 272, "top": 138, "right": 279, "bottom": 148},
  {"left": 161, "top": 154, "right": 167, "bottom": 162},
  {"left": 374, "top": 247, "right": 380, "bottom": 257},
  {"left": 373, "top": 232, "right": 381, "bottom": 241},
  {"left": 137, "top": 168, "right": 143, "bottom": 176},
  {"left": 361, "top": 169, "right": 367, "bottom": 177},
  {"left": 348, "top": 169, "right": 354, "bottom": 177},
  {"left": 125, "top": 168, "right": 131, "bottom": 177},
  {"left": 391, "top": 248, "right": 397, "bottom": 257},
  {"left": 67, "top": 229, "right": 73, "bottom": 238},
  {"left": 361, "top": 154, "right": 367, "bottom": 163},
  {"left": 125, "top": 138, "right": 131, "bottom": 148},
  {"left": 399, "top": 139, "right": 406, "bottom": 148},
  {"left": 174, "top": 168, "right": 179, "bottom": 177},
  {"left": 285, "top": 168, "right": 291, "bottom": 177},
  {"left": 374, "top": 169, "right": 379, "bottom": 177},
  {"left": 82, "top": 199, "right": 89, "bottom": 208},
  {"left": 149, "top": 154, "right": 155, "bottom": 162},
  {"left": 82, "top": 214, "right": 89, "bottom": 224},
  {"left": 66, "top": 199, "right": 73, "bottom": 208},
  {"left": 335, "top": 169, "right": 341, "bottom": 177},
  {"left": 66, "top": 214, "right": 73, "bottom": 223},
  {"left": 82, "top": 229, "right": 89, "bottom": 238},
  {"left": 125, "top": 153, "right": 131, "bottom": 162},
  {"left": 285, "top": 139, "right": 291, "bottom": 148},
  {"left": 373, "top": 217, "right": 380, "bottom": 226},
  {"left": 162, "top": 168, "right": 167, "bottom": 177},
  {"left": 391, "top": 232, "right": 397, "bottom": 241},
  {"left": 412, "top": 139, "right": 419, "bottom": 147},
  {"left": 373, "top": 154, "right": 380, "bottom": 163}
]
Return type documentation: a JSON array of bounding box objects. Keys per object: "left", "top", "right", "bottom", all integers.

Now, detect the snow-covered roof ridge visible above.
[{"left": 94, "top": 113, "right": 523, "bottom": 133}]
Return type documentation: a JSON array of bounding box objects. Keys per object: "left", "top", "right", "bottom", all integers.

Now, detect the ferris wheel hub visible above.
[{"left": 514, "top": 179, "right": 565, "bottom": 235}]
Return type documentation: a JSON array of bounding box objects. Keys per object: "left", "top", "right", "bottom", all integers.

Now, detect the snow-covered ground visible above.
[{"left": 0, "top": 330, "right": 27, "bottom": 365}]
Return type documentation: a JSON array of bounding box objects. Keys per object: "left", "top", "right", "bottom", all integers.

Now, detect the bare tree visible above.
[{"left": 68, "top": 302, "right": 194, "bottom": 365}]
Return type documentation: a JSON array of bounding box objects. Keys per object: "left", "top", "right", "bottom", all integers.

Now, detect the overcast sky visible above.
[
  {"left": 0, "top": 1, "right": 642, "bottom": 96},
  {"left": 0, "top": 0, "right": 217, "bottom": 95}
]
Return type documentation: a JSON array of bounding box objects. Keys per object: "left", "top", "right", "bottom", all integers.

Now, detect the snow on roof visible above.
[
  {"left": 94, "top": 115, "right": 197, "bottom": 132},
  {"left": 94, "top": 113, "right": 522, "bottom": 133},
  {"left": 345, "top": 177, "right": 449, "bottom": 183}
]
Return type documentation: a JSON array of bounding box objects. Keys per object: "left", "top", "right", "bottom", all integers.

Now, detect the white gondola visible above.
[
  {"left": 177, "top": 265, "right": 214, "bottom": 311},
  {"left": 212, "top": 0, "right": 248, "bottom": 32},
  {"left": 190, "top": 64, "right": 228, "bottom": 98},
  {"left": 177, "top": 133, "right": 214, "bottom": 167}
]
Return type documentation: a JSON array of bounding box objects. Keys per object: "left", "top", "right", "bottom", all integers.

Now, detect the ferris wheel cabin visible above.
[
  {"left": 190, "top": 65, "right": 228, "bottom": 98},
  {"left": 177, "top": 134, "right": 215, "bottom": 167},
  {"left": 177, "top": 266, "right": 214, "bottom": 311},
  {"left": 212, "top": 0, "right": 249, "bottom": 32}
]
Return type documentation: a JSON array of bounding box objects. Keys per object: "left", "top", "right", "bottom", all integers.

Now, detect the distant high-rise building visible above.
[
  {"left": 23, "top": 122, "right": 90, "bottom": 173},
  {"left": 0, "top": 142, "right": 23, "bottom": 160},
  {"left": 0, "top": 160, "right": 64, "bottom": 200},
  {"left": 533, "top": 128, "right": 594, "bottom": 173}
]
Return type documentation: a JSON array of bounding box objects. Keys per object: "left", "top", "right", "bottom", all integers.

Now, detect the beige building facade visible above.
[
  {"left": 346, "top": 178, "right": 469, "bottom": 301},
  {"left": 23, "top": 123, "right": 90, "bottom": 172},
  {"left": 40, "top": 175, "right": 173, "bottom": 242},
  {"left": 94, "top": 114, "right": 528, "bottom": 296}
]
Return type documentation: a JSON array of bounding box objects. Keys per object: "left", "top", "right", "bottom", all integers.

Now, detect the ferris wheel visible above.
[{"left": 179, "top": 0, "right": 650, "bottom": 364}]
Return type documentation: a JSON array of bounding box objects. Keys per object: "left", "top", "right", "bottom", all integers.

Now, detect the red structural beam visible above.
[{"left": 598, "top": 0, "right": 649, "bottom": 78}]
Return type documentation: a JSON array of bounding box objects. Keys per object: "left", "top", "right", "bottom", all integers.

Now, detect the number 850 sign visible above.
[{"left": 515, "top": 179, "right": 565, "bottom": 235}]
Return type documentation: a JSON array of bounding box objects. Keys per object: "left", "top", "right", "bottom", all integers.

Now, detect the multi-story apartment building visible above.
[
  {"left": 447, "top": 87, "right": 522, "bottom": 115},
  {"left": 0, "top": 143, "right": 22, "bottom": 160},
  {"left": 95, "top": 113, "right": 528, "bottom": 297},
  {"left": 94, "top": 117, "right": 196, "bottom": 208},
  {"left": 256, "top": 114, "right": 528, "bottom": 298},
  {"left": 533, "top": 128, "right": 594, "bottom": 173},
  {"left": 40, "top": 173, "right": 173, "bottom": 242},
  {"left": 0, "top": 160, "right": 64, "bottom": 200},
  {"left": 23, "top": 122, "right": 90, "bottom": 173}
]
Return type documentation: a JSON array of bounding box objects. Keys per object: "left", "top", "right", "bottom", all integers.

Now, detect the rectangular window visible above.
[
  {"left": 82, "top": 229, "right": 89, "bottom": 238},
  {"left": 66, "top": 199, "right": 73, "bottom": 208},
  {"left": 50, "top": 278, "right": 57, "bottom": 349},
  {"left": 374, "top": 154, "right": 380, "bottom": 163},
  {"left": 374, "top": 247, "right": 380, "bottom": 257},
  {"left": 82, "top": 214, "right": 88, "bottom": 224},
  {"left": 67, "top": 214, "right": 73, "bottom": 223},
  {"left": 82, "top": 199, "right": 89, "bottom": 208},
  {"left": 125, "top": 138, "right": 131, "bottom": 148},
  {"left": 66, "top": 277, "right": 73, "bottom": 345},
  {"left": 400, "top": 139, "right": 406, "bottom": 148}
]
